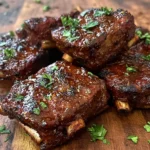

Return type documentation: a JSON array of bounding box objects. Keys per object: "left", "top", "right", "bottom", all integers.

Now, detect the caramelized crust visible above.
[
  {"left": 100, "top": 41, "right": 150, "bottom": 109},
  {"left": 51, "top": 8, "right": 135, "bottom": 71},
  {"left": 0, "top": 17, "right": 62, "bottom": 79},
  {"left": 2, "top": 61, "right": 109, "bottom": 149}
]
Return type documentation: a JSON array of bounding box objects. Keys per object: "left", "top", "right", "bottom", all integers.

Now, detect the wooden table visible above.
[{"left": 0, "top": 0, "right": 150, "bottom": 150}]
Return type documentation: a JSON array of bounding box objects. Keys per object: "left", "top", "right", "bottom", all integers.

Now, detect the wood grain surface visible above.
[{"left": 0, "top": 0, "right": 150, "bottom": 150}]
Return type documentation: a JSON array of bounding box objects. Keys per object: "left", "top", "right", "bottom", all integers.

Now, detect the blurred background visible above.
[{"left": 0, "top": 0, "right": 149, "bottom": 34}]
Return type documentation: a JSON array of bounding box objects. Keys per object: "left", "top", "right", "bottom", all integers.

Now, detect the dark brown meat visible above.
[
  {"left": 51, "top": 8, "right": 135, "bottom": 71},
  {"left": 99, "top": 41, "right": 150, "bottom": 110},
  {"left": 16, "top": 17, "right": 57, "bottom": 47},
  {"left": 1, "top": 61, "right": 109, "bottom": 149},
  {"left": 0, "top": 17, "right": 62, "bottom": 79}
]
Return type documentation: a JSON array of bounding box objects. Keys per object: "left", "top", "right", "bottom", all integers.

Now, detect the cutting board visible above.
[{"left": 0, "top": 0, "right": 150, "bottom": 150}]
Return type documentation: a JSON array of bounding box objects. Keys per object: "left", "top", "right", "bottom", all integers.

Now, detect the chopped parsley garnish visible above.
[
  {"left": 82, "top": 21, "right": 99, "bottom": 30},
  {"left": 40, "top": 73, "right": 53, "bottom": 89},
  {"left": 126, "top": 65, "right": 137, "bottom": 73},
  {"left": 40, "top": 102, "right": 47, "bottom": 109},
  {"left": 127, "top": 135, "right": 139, "bottom": 144},
  {"left": 9, "top": 31, "right": 15, "bottom": 37},
  {"left": 94, "top": 7, "right": 113, "bottom": 17},
  {"left": 15, "top": 94, "right": 24, "bottom": 101},
  {"left": 88, "top": 124, "right": 110, "bottom": 144},
  {"left": 33, "top": 107, "right": 40, "bottom": 115},
  {"left": 4, "top": 136, "right": 10, "bottom": 142},
  {"left": 136, "top": 30, "right": 150, "bottom": 45},
  {"left": 42, "top": 73, "right": 52, "bottom": 80},
  {"left": 4, "top": 48, "right": 15, "bottom": 59},
  {"left": 88, "top": 72, "right": 94, "bottom": 76},
  {"left": 142, "top": 54, "right": 150, "bottom": 61},
  {"left": 51, "top": 65, "right": 58, "bottom": 71},
  {"left": 144, "top": 122, "right": 150, "bottom": 132},
  {"left": 43, "top": 5, "right": 50, "bottom": 12},
  {"left": 61, "top": 16, "right": 79, "bottom": 28},
  {"left": 62, "top": 29, "right": 79, "bottom": 42},
  {"left": 61, "top": 16, "right": 80, "bottom": 42},
  {"left": 45, "top": 94, "right": 52, "bottom": 100},
  {"left": 34, "top": 0, "right": 41, "bottom": 3},
  {"left": 148, "top": 140, "right": 150, "bottom": 144},
  {"left": 0, "top": 125, "right": 11, "bottom": 134}
]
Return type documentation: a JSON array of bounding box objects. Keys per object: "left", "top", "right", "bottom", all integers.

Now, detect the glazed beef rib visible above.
[
  {"left": 0, "top": 17, "right": 61, "bottom": 79},
  {"left": 1, "top": 61, "right": 109, "bottom": 149},
  {"left": 51, "top": 8, "right": 135, "bottom": 71},
  {"left": 99, "top": 40, "right": 150, "bottom": 111}
]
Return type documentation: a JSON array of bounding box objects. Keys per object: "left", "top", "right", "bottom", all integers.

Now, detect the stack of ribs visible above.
[
  {"left": 0, "top": 17, "right": 62, "bottom": 79},
  {"left": 1, "top": 6, "right": 149, "bottom": 150}
]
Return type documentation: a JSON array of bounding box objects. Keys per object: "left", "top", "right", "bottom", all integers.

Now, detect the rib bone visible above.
[
  {"left": 67, "top": 119, "right": 85, "bottom": 136},
  {"left": 115, "top": 100, "right": 131, "bottom": 112},
  {"left": 62, "top": 53, "right": 73, "bottom": 63}
]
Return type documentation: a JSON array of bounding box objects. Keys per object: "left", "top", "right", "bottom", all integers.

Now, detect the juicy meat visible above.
[
  {"left": 1, "top": 61, "right": 109, "bottom": 149},
  {"left": 99, "top": 41, "right": 150, "bottom": 110},
  {"left": 51, "top": 8, "right": 135, "bottom": 71},
  {"left": 16, "top": 17, "right": 57, "bottom": 46},
  {"left": 0, "top": 34, "right": 49, "bottom": 78},
  {"left": 0, "top": 17, "right": 62, "bottom": 79}
]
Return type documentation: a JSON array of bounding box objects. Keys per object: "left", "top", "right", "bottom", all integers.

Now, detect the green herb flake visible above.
[
  {"left": 135, "top": 30, "right": 150, "bottom": 45},
  {"left": 62, "top": 29, "right": 79, "bottom": 42},
  {"left": 45, "top": 94, "right": 52, "bottom": 100},
  {"left": 40, "top": 102, "right": 47, "bottom": 109},
  {"left": 9, "top": 31, "right": 15, "bottom": 37},
  {"left": 33, "top": 107, "right": 40, "bottom": 115},
  {"left": 94, "top": 7, "right": 113, "bottom": 17},
  {"left": 40, "top": 73, "right": 53, "bottom": 89},
  {"left": 126, "top": 65, "right": 137, "bottom": 73},
  {"left": 4, "top": 136, "right": 10, "bottom": 142},
  {"left": 52, "top": 65, "right": 58, "bottom": 71},
  {"left": 144, "top": 122, "right": 150, "bottom": 132},
  {"left": 148, "top": 140, "right": 150, "bottom": 144},
  {"left": 0, "top": 125, "right": 6, "bottom": 132},
  {"left": 61, "top": 16, "right": 79, "bottom": 28},
  {"left": 88, "top": 72, "right": 94, "bottom": 76},
  {"left": 82, "top": 21, "right": 99, "bottom": 30},
  {"left": 42, "top": 73, "right": 52, "bottom": 81},
  {"left": 88, "top": 124, "right": 109, "bottom": 144},
  {"left": 127, "top": 135, "right": 138, "bottom": 144},
  {"left": 15, "top": 94, "right": 24, "bottom": 101},
  {"left": 21, "top": 23, "right": 25, "bottom": 29},
  {"left": 0, "top": 125, "right": 11, "bottom": 134},
  {"left": 43, "top": 5, "right": 50, "bottom": 12},
  {"left": 142, "top": 54, "right": 150, "bottom": 61},
  {"left": 61, "top": 16, "right": 80, "bottom": 42},
  {"left": 34, "top": 0, "right": 41, "bottom": 3},
  {"left": 4, "top": 48, "right": 15, "bottom": 59}
]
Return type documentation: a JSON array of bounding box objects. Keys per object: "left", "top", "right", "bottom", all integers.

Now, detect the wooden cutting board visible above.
[{"left": 0, "top": 0, "right": 150, "bottom": 150}]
